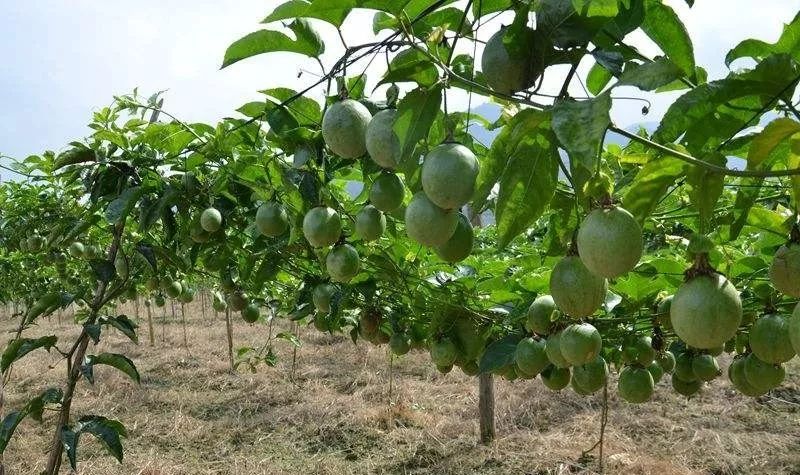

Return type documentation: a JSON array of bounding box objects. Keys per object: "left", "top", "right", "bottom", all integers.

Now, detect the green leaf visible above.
[
  {"left": 393, "top": 84, "right": 443, "bottom": 163},
  {"left": 616, "top": 57, "right": 684, "bottom": 91},
  {"left": 572, "top": 0, "right": 618, "bottom": 17},
  {"left": 1, "top": 336, "right": 58, "bottom": 373},
  {"left": 747, "top": 118, "right": 800, "bottom": 168},
  {"left": 63, "top": 415, "right": 128, "bottom": 469},
  {"left": 102, "top": 315, "right": 139, "bottom": 344},
  {"left": 538, "top": 0, "right": 611, "bottom": 48},
  {"left": 729, "top": 177, "right": 763, "bottom": 241},
  {"left": 82, "top": 353, "right": 140, "bottom": 385},
  {"left": 494, "top": 111, "right": 560, "bottom": 248},
  {"left": 479, "top": 334, "right": 522, "bottom": 373},
  {"left": 587, "top": 61, "right": 613, "bottom": 95},
  {"left": 685, "top": 153, "right": 725, "bottom": 230},
  {"left": 473, "top": 0, "right": 510, "bottom": 18},
  {"left": 474, "top": 109, "right": 551, "bottom": 210},
  {"left": 380, "top": 48, "right": 439, "bottom": 87},
  {"left": 287, "top": 18, "right": 325, "bottom": 57},
  {"left": 53, "top": 147, "right": 96, "bottom": 171},
  {"left": 640, "top": 0, "right": 695, "bottom": 78},
  {"left": 551, "top": 92, "right": 612, "bottom": 191},
  {"left": 276, "top": 331, "right": 302, "bottom": 347},
  {"left": 221, "top": 23, "right": 323, "bottom": 68},
  {"left": 263, "top": 0, "right": 353, "bottom": 27},
  {"left": 622, "top": 154, "right": 686, "bottom": 223},
  {"left": 105, "top": 186, "right": 145, "bottom": 224},
  {"left": 726, "top": 11, "right": 800, "bottom": 66},
  {"left": 0, "top": 388, "right": 63, "bottom": 454}
]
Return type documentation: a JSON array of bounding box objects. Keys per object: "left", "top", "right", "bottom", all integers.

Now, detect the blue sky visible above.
[{"left": 1, "top": 1, "right": 797, "bottom": 180}]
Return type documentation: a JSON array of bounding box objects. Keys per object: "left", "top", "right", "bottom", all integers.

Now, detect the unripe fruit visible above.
[
  {"left": 618, "top": 366, "right": 655, "bottom": 403},
  {"left": 743, "top": 353, "right": 784, "bottom": 392},
  {"left": 541, "top": 365, "right": 570, "bottom": 391},
  {"left": 200, "top": 207, "right": 222, "bottom": 233},
  {"left": 525, "top": 295, "right": 557, "bottom": 335},
  {"left": 630, "top": 336, "right": 656, "bottom": 366},
  {"left": 303, "top": 206, "right": 342, "bottom": 247},
  {"left": 430, "top": 338, "right": 458, "bottom": 367},
  {"left": 515, "top": 337, "right": 549, "bottom": 377},
  {"left": 312, "top": 283, "right": 336, "bottom": 314},
  {"left": 670, "top": 274, "right": 742, "bottom": 349},
  {"left": 789, "top": 302, "right": 800, "bottom": 354},
  {"left": 647, "top": 361, "right": 664, "bottom": 384},
  {"left": 355, "top": 205, "right": 386, "bottom": 242},
  {"left": 769, "top": 243, "right": 800, "bottom": 296},
  {"left": 481, "top": 26, "right": 540, "bottom": 95},
  {"left": 370, "top": 173, "right": 405, "bottom": 212},
  {"left": 657, "top": 351, "right": 676, "bottom": 373},
  {"left": 545, "top": 332, "right": 570, "bottom": 368},
  {"left": 404, "top": 193, "right": 458, "bottom": 247},
  {"left": 433, "top": 213, "right": 473, "bottom": 263},
  {"left": 255, "top": 202, "right": 289, "bottom": 237},
  {"left": 674, "top": 352, "right": 698, "bottom": 383},
  {"left": 749, "top": 314, "right": 796, "bottom": 364},
  {"left": 421, "top": 143, "right": 479, "bottom": 210},
  {"left": 571, "top": 355, "right": 608, "bottom": 394},
  {"left": 560, "top": 323, "right": 602, "bottom": 366},
  {"left": 365, "top": 109, "right": 401, "bottom": 169},
  {"left": 326, "top": 244, "right": 360, "bottom": 283},
  {"left": 390, "top": 333, "right": 411, "bottom": 356},
  {"left": 322, "top": 99, "right": 371, "bottom": 158},
  {"left": 691, "top": 354, "right": 720, "bottom": 381},
  {"left": 672, "top": 374, "right": 702, "bottom": 396},
  {"left": 577, "top": 206, "right": 643, "bottom": 278},
  {"left": 241, "top": 303, "right": 260, "bottom": 323},
  {"left": 728, "top": 356, "right": 767, "bottom": 397},
  {"left": 549, "top": 256, "right": 607, "bottom": 318},
  {"left": 229, "top": 292, "right": 248, "bottom": 312},
  {"left": 69, "top": 241, "right": 85, "bottom": 258},
  {"left": 165, "top": 281, "right": 182, "bottom": 298}
]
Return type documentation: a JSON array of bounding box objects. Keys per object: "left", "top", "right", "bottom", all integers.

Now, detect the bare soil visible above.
[{"left": 3, "top": 299, "right": 800, "bottom": 474}]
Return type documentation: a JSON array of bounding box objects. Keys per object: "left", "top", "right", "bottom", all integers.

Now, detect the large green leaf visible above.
[
  {"left": 640, "top": 0, "right": 695, "bottom": 78},
  {"left": 63, "top": 415, "right": 128, "bottom": 469},
  {"left": 1, "top": 336, "right": 58, "bottom": 373},
  {"left": 747, "top": 118, "right": 800, "bottom": 168},
  {"left": 380, "top": 48, "right": 439, "bottom": 87},
  {"left": 494, "top": 112, "right": 559, "bottom": 248},
  {"left": 479, "top": 334, "right": 522, "bottom": 373},
  {"left": 726, "top": 11, "right": 800, "bottom": 66},
  {"left": 0, "top": 388, "right": 63, "bottom": 454},
  {"left": 616, "top": 57, "right": 684, "bottom": 91},
  {"left": 587, "top": 61, "right": 613, "bottom": 95},
  {"left": 572, "top": 0, "right": 618, "bottom": 17},
  {"left": 263, "top": 0, "right": 353, "bottom": 27},
  {"left": 685, "top": 153, "right": 725, "bottom": 229},
  {"left": 622, "top": 154, "right": 686, "bottom": 223},
  {"left": 105, "top": 186, "right": 145, "bottom": 224},
  {"left": 81, "top": 353, "right": 141, "bottom": 385},
  {"left": 222, "top": 19, "right": 324, "bottom": 68},
  {"left": 551, "top": 92, "right": 612, "bottom": 191},
  {"left": 537, "top": 0, "right": 611, "bottom": 48},
  {"left": 393, "top": 84, "right": 443, "bottom": 163},
  {"left": 654, "top": 55, "right": 800, "bottom": 154}
]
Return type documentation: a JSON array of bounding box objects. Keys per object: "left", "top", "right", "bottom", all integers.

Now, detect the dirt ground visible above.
[{"left": 3, "top": 299, "right": 800, "bottom": 475}]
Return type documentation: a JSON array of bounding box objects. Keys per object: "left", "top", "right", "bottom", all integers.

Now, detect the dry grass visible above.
[{"left": 3, "top": 300, "right": 800, "bottom": 475}]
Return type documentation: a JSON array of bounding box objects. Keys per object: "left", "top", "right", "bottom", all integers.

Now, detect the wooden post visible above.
[
  {"left": 224, "top": 307, "right": 234, "bottom": 371},
  {"left": 146, "top": 301, "right": 155, "bottom": 346},
  {"left": 180, "top": 301, "right": 188, "bottom": 349},
  {"left": 479, "top": 373, "right": 495, "bottom": 444}
]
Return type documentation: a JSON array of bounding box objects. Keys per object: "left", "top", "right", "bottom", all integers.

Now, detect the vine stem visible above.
[{"left": 44, "top": 219, "right": 126, "bottom": 475}]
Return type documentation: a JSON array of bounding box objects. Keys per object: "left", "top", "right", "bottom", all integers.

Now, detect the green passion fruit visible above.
[
  {"left": 421, "top": 143, "right": 479, "bottom": 210},
  {"left": 571, "top": 355, "right": 608, "bottom": 394},
  {"left": 68, "top": 241, "right": 85, "bottom": 258},
  {"left": 559, "top": 323, "right": 602, "bottom": 366},
  {"left": 789, "top": 302, "right": 800, "bottom": 354},
  {"left": 549, "top": 256, "right": 607, "bottom": 318},
  {"left": 370, "top": 173, "right": 405, "bottom": 212},
  {"left": 618, "top": 365, "right": 655, "bottom": 403},
  {"left": 365, "top": 109, "right": 401, "bottom": 169},
  {"left": 404, "top": 192, "right": 458, "bottom": 247},
  {"left": 355, "top": 205, "right": 386, "bottom": 242},
  {"left": 326, "top": 244, "right": 360, "bottom": 283},
  {"left": 241, "top": 303, "right": 260, "bottom": 323},
  {"left": 433, "top": 213, "right": 473, "bottom": 263},
  {"left": 390, "top": 333, "right": 411, "bottom": 356},
  {"left": 769, "top": 243, "right": 800, "bottom": 297},
  {"left": 541, "top": 365, "right": 571, "bottom": 391},
  {"left": 303, "top": 206, "right": 342, "bottom": 248},
  {"left": 165, "top": 281, "right": 183, "bottom": 298},
  {"left": 673, "top": 352, "right": 698, "bottom": 383},
  {"left": 749, "top": 314, "right": 796, "bottom": 364},
  {"left": 672, "top": 374, "right": 702, "bottom": 397},
  {"left": 228, "top": 292, "right": 249, "bottom": 312},
  {"left": 481, "top": 26, "right": 540, "bottom": 95},
  {"left": 728, "top": 356, "right": 767, "bottom": 397},
  {"left": 630, "top": 335, "right": 657, "bottom": 366},
  {"left": 647, "top": 361, "right": 664, "bottom": 384},
  {"left": 577, "top": 206, "right": 643, "bottom": 278},
  {"left": 430, "top": 338, "right": 458, "bottom": 367},
  {"left": 743, "top": 353, "right": 785, "bottom": 392},
  {"left": 255, "top": 202, "right": 289, "bottom": 237},
  {"left": 525, "top": 295, "right": 557, "bottom": 335},
  {"left": 515, "top": 337, "right": 549, "bottom": 377},
  {"left": 321, "top": 99, "right": 372, "bottom": 158},
  {"left": 312, "top": 283, "right": 336, "bottom": 313},
  {"left": 670, "top": 273, "right": 742, "bottom": 350},
  {"left": 200, "top": 207, "right": 223, "bottom": 233},
  {"left": 691, "top": 354, "right": 720, "bottom": 382},
  {"left": 545, "top": 332, "right": 570, "bottom": 368}
]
